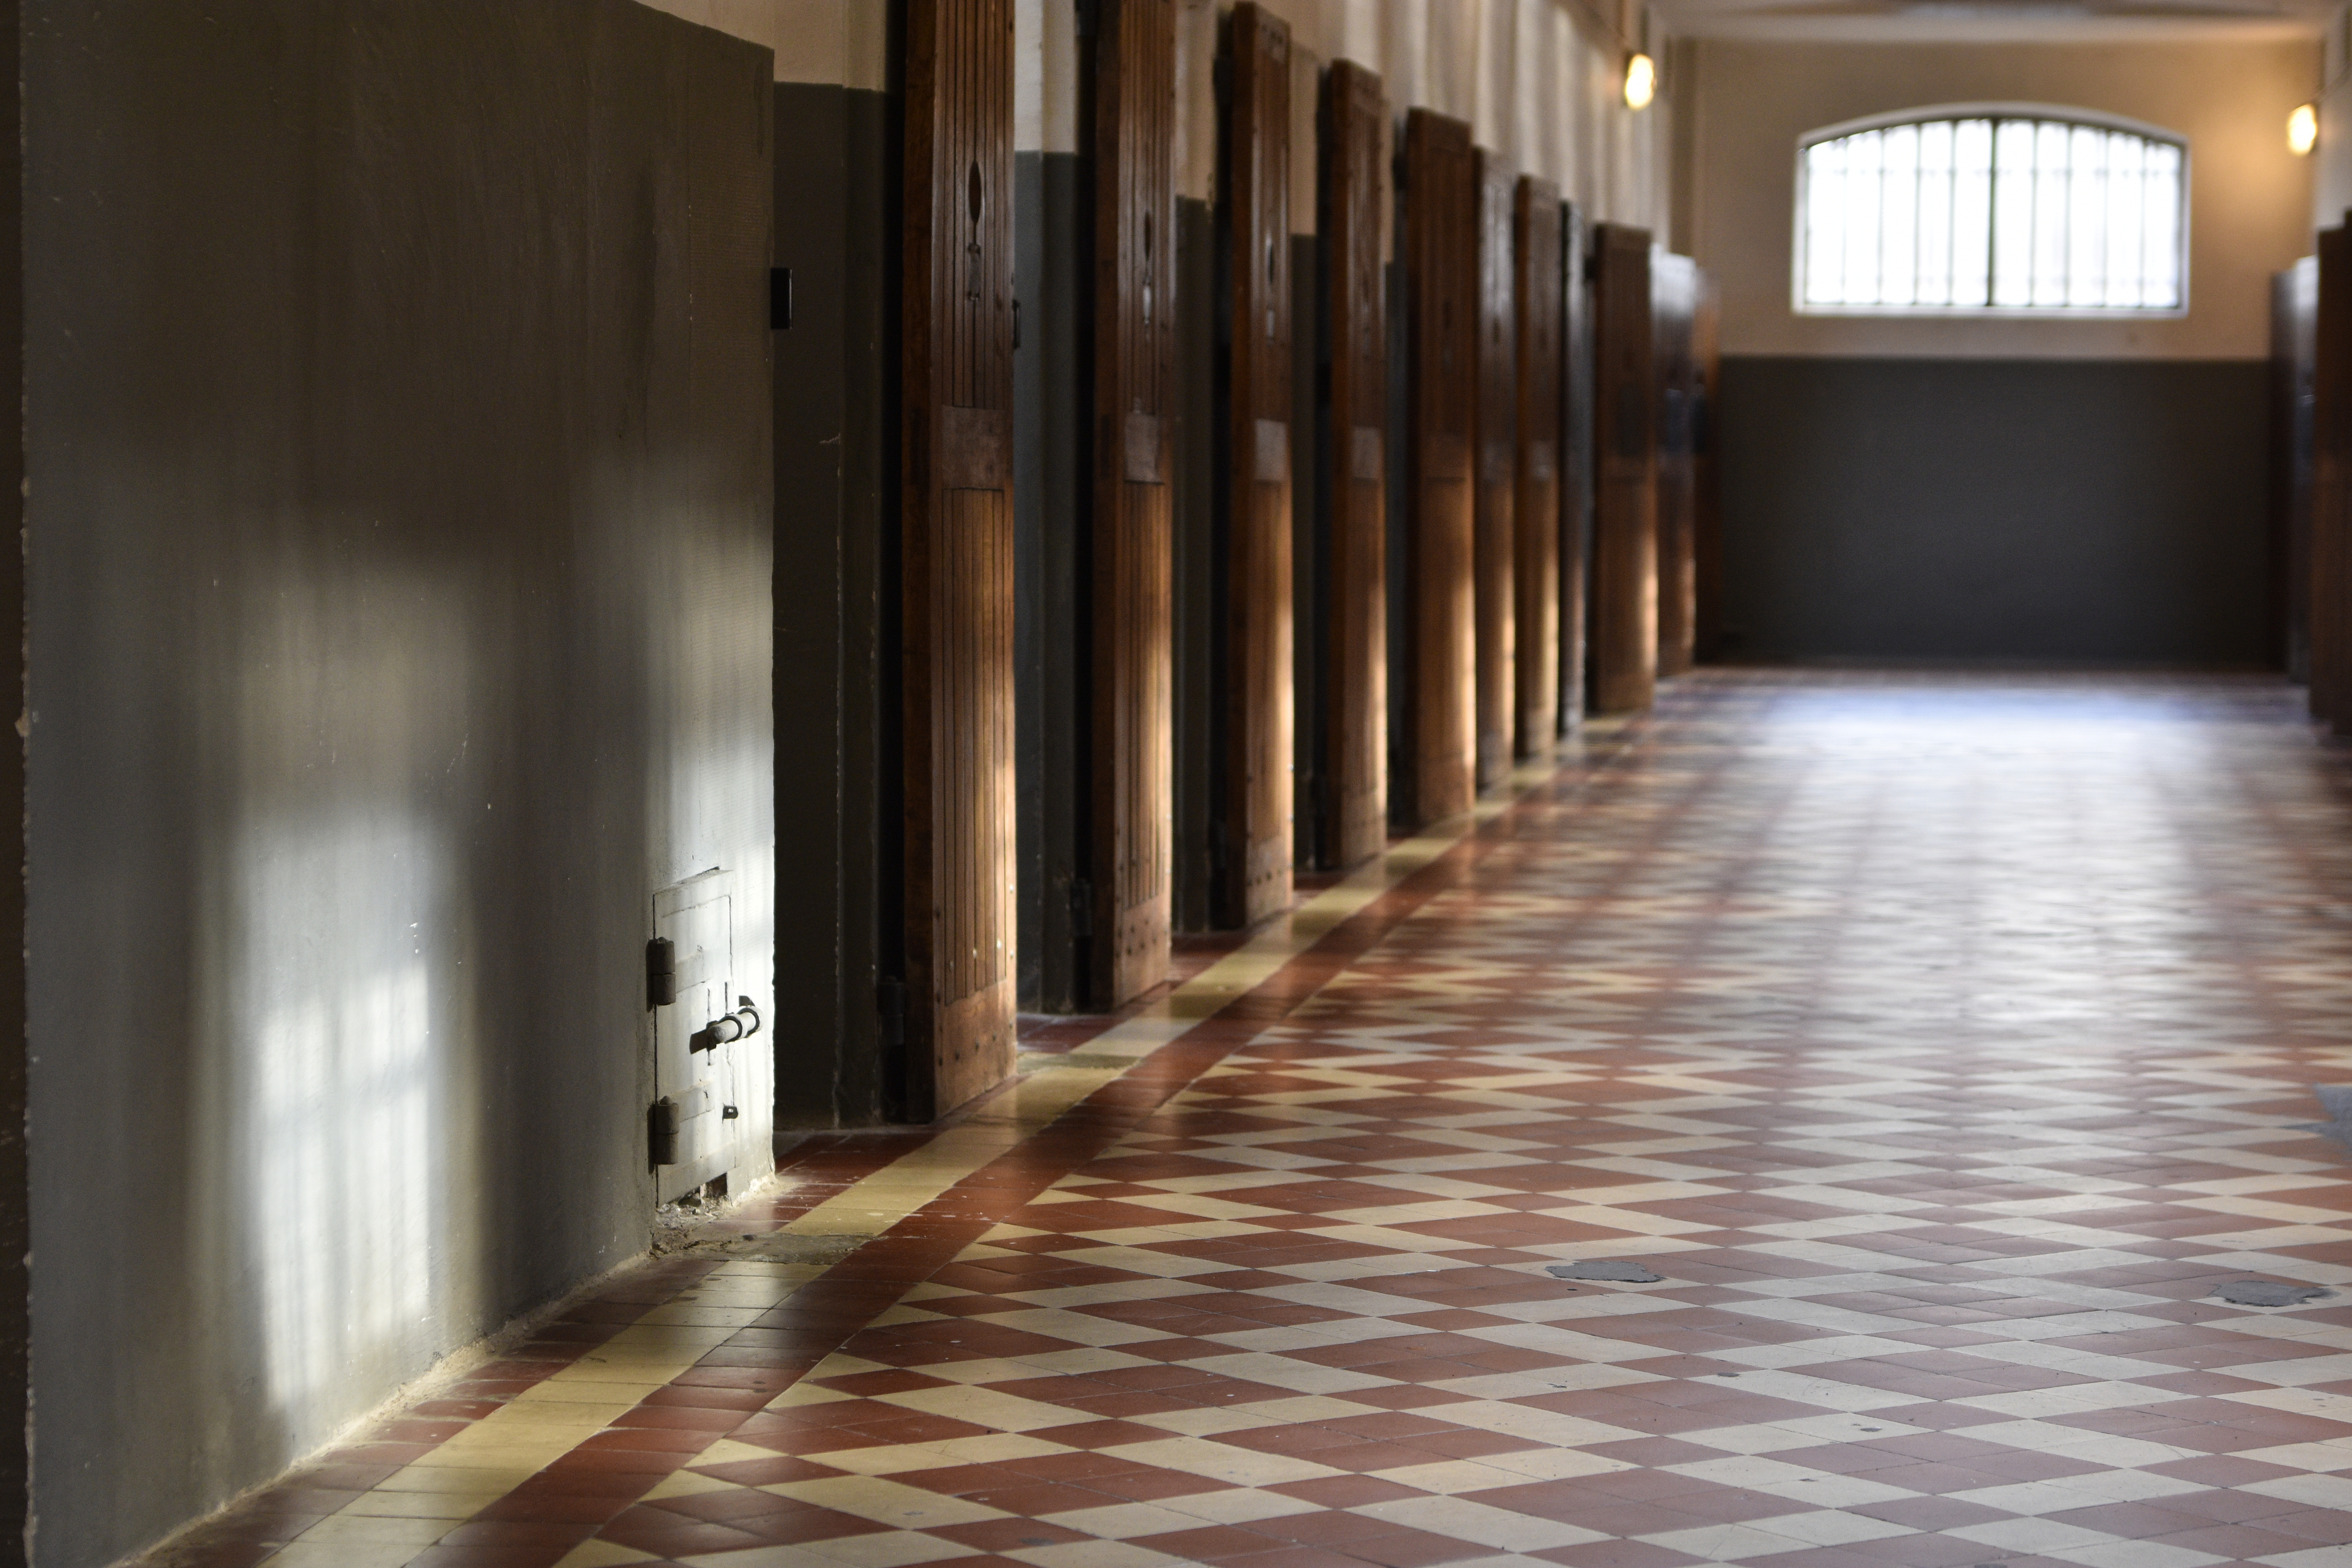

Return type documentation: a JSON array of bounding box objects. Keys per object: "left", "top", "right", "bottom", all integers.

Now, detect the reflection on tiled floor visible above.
[{"left": 187, "top": 672, "right": 2352, "bottom": 1568}]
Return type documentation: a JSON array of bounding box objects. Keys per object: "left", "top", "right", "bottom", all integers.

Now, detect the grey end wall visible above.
[
  {"left": 22, "top": 5, "right": 774, "bottom": 1562},
  {"left": 1717, "top": 357, "right": 2272, "bottom": 664},
  {"left": 1289, "top": 236, "right": 1324, "bottom": 867},
  {"left": 0, "top": 0, "right": 22, "bottom": 1552},
  {"left": 772, "top": 80, "right": 897, "bottom": 1125}
]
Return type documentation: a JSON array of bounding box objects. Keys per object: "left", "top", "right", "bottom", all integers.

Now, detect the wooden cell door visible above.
[
  {"left": 1589, "top": 223, "right": 1657, "bottom": 715},
  {"left": 1219, "top": 3, "right": 1292, "bottom": 928},
  {"left": 1560, "top": 202, "right": 1592, "bottom": 736},
  {"left": 1473, "top": 149, "right": 1517, "bottom": 789},
  {"left": 1090, "top": 0, "right": 1176, "bottom": 1005},
  {"left": 1318, "top": 59, "right": 1387, "bottom": 869},
  {"left": 1399, "top": 109, "right": 1477, "bottom": 827},
  {"left": 1651, "top": 252, "right": 1697, "bottom": 678},
  {"left": 1513, "top": 176, "right": 1562, "bottom": 755},
  {"left": 902, "top": 0, "right": 1016, "bottom": 1118}
]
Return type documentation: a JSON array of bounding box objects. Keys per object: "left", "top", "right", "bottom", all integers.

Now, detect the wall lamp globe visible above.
[
  {"left": 1624, "top": 53, "right": 1657, "bottom": 111},
  {"left": 2291, "top": 102, "right": 2319, "bottom": 156}
]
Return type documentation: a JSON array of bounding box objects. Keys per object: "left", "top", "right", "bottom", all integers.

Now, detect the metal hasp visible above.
[{"left": 692, "top": 995, "right": 762, "bottom": 1053}]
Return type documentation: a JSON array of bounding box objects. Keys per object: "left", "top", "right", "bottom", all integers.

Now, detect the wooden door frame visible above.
[
  {"left": 1397, "top": 108, "right": 1478, "bottom": 827},
  {"left": 1314, "top": 58, "right": 1388, "bottom": 871},
  {"left": 1473, "top": 148, "right": 1517, "bottom": 788},
  {"left": 1085, "top": 0, "right": 1177, "bottom": 1007},
  {"left": 1513, "top": 174, "right": 1562, "bottom": 757},
  {"left": 1215, "top": 1, "right": 1293, "bottom": 929},
  {"left": 1589, "top": 222, "right": 1657, "bottom": 716},
  {"left": 900, "top": 0, "right": 1017, "bottom": 1117}
]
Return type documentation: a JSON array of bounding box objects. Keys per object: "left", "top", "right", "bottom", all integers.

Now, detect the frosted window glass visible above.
[
  {"left": 1953, "top": 119, "right": 1993, "bottom": 307},
  {"left": 1798, "top": 111, "right": 2183, "bottom": 314},
  {"left": 1803, "top": 140, "right": 1844, "bottom": 307},
  {"left": 1843, "top": 129, "right": 1883, "bottom": 306},
  {"left": 1991, "top": 120, "right": 2035, "bottom": 307},
  {"left": 1916, "top": 119, "right": 1953, "bottom": 306}
]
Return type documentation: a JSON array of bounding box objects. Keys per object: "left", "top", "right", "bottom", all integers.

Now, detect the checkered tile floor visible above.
[{"left": 209, "top": 671, "right": 2352, "bottom": 1568}]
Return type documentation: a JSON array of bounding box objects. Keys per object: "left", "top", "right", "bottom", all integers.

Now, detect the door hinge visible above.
[
  {"left": 1068, "top": 878, "right": 1093, "bottom": 940},
  {"left": 649, "top": 1096, "right": 681, "bottom": 1165},
  {"left": 770, "top": 266, "right": 792, "bottom": 330},
  {"left": 646, "top": 937, "right": 675, "bottom": 1009}
]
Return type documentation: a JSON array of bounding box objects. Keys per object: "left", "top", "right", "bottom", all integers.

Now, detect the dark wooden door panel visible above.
[
  {"left": 1221, "top": 3, "right": 1292, "bottom": 927},
  {"left": 1319, "top": 59, "right": 1388, "bottom": 870},
  {"left": 1091, "top": 0, "right": 1176, "bottom": 1005},
  {"left": 1561, "top": 202, "right": 1591, "bottom": 736},
  {"left": 1401, "top": 109, "right": 1477, "bottom": 826},
  {"left": 1652, "top": 252, "right": 1697, "bottom": 678},
  {"left": 1474, "top": 149, "right": 1517, "bottom": 788},
  {"left": 1514, "top": 175, "right": 1562, "bottom": 755},
  {"left": 902, "top": 0, "right": 1016, "bottom": 1117},
  {"left": 1590, "top": 222, "right": 1656, "bottom": 715}
]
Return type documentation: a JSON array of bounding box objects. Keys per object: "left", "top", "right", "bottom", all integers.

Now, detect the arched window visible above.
[{"left": 1797, "top": 105, "right": 2187, "bottom": 314}]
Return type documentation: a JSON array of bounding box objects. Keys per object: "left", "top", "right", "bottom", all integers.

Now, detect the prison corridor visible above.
[{"left": 190, "top": 671, "right": 2352, "bottom": 1568}]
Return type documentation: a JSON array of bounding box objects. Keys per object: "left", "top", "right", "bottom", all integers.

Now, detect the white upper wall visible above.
[
  {"left": 632, "top": 0, "right": 888, "bottom": 86},
  {"left": 640, "top": 0, "right": 1673, "bottom": 234},
  {"left": 1688, "top": 36, "right": 2319, "bottom": 359},
  {"left": 1183, "top": 0, "right": 1671, "bottom": 227},
  {"left": 2315, "top": 4, "right": 2352, "bottom": 225}
]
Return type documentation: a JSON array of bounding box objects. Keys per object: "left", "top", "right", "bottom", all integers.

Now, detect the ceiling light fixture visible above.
[
  {"left": 1625, "top": 52, "right": 1657, "bottom": 111},
  {"left": 2290, "top": 102, "right": 2318, "bottom": 156}
]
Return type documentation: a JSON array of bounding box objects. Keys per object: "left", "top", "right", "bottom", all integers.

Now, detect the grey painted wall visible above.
[
  {"left": 1174, "top": 196, "right": 1218, "bottom": 934},
  {"left": 22, "top": 4, "right": 774, "bottom": 1561},
  {"left": 772, "top": 80, "right": 896, "bottom": 1125},
  {"left": 1014, "top": 149, "right": 1087, "bottom": 1014},
  {"left": 0, "top": 0, "right": 23, "bottom": 1551},
  {"left": 1717, "top": 357, "right": 2273, "bottom": 664}
]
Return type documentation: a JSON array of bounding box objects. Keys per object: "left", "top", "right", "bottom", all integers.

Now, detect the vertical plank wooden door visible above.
[
  {"left": 1220, "top": 2, "right": 1291, "bottom": 927},
  {"left": 1399, "top": 109, "right": 1477, "bottom": 826},
  {"left": 1090, "top": 0, "right": 1176, "bottom": 1005},
  {"left": 1651, "top": 252, "right": 1697, "bottom": 678},
  {"left": 1319, "top": 59, "right": 1387, "bottom": 869},
  {"left": 1473, "top": 149, "right": 1517, "bottom": 788},
  {"left": 2313, "top": 222, "right": 2352, "bottom": 729},
  {"left": 1560, "top": 202, "right": 1592, "bottom": 736},
  {"left": 1589, "top": 223, "right": 1657, "bottom": 715},
  {"left": 902, "top": 0, "right": 1016, "bottom": 1118},
  {"left": 1513, "top": 175, "right": 1562, "bottom": 755}
]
